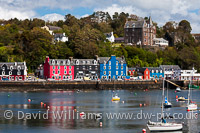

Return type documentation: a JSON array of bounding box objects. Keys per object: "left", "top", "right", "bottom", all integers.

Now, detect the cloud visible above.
[
  {"left": 40, "top": 13, "right": 65, "bottom": 22},
  {"left": 0, "top": 0, "right": 199, "bottom": 33}
]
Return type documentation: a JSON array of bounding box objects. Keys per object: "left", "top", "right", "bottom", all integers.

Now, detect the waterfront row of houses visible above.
[{"left": 0, "top": 56, "right": 200, "bottom": 81}]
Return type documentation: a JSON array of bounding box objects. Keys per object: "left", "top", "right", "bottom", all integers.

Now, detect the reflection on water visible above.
[{"left": 0, "top": 90, "right": 199, "bottom": 133}]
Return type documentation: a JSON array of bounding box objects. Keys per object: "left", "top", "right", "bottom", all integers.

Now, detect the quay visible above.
[{"left": 0, "top": 80, "right": 192, "bottom": 91}]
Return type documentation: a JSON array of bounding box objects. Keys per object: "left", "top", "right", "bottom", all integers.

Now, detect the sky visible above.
[{"left": 0, "top": 0, "right": 200, "bottom": 33}]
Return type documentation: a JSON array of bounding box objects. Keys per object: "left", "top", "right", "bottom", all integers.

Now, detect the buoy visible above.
[
  {"left": 41, "top": 102, "right": 44, "bottom": 106},
  {"left": 74, "top": 109, "right": 77, "bottom": 112},
  {"left": 100, "top": 122, "right": 103, "bottom": 127},
  {"left": 80, "top": 112, "right": 85, "bottom": 116},
  {"left": 44, "top": 104, "right": 46, "bottom": 107},
  {"left": 7, "top": 94, "right": 10, "bottom": 97},
  {"left": 175, "top": 91, "right": 177, "bottom": 93},
  {"left": 146, "top": 89, "right": 148, "bottom": 91},
  {"left": 28, "top": 99, "right": 31, "bottom": 102},
  {"left": 142, "top": 129, "right": 146, "bottom": 133},
  {"left": 140, "top": 104, "right": 142, "bottom": 107},
  {"left": 176, "top": 95, "right": 178, "bottom": 99}
]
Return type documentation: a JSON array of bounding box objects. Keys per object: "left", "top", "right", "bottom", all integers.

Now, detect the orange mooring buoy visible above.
[{"left": 28, "top": 99, "right": 31, "bottom": 102}]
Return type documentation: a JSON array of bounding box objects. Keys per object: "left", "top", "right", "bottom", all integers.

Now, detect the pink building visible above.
[{"left": 43, "top": 56, "right": 74, "bottom": 80}]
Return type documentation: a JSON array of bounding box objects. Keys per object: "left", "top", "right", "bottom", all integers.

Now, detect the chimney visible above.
[
  {"left": 45, "top": 56, "right": 49, "bottom": 63},
  {"left": 69, "top": 57, "right": 73, "bottom": 61}
]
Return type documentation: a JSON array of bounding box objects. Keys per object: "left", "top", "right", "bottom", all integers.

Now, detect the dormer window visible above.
[
  {"left": 10, "top": 66, "right": 13, "bottom": 70},
  {"left": 67, "top": 60, "right": 70, "bottom": 65},
  {"left": 52, "top": 60, "right": 55, "bottom": 65},
  {"left": 87, "top": 61, "right": 90, "bottom": 64},
  {"left": 17, "top": 71, "right": 21, "bottom": 75},
  {"left": 18, "top": 66, "right": 21, "bottom": 70},
  {"left": 83, "top": 61, "right": 85, "bottom": 64},
  {"left": 57, "top": 61, "right": 60, "bottom": 65},
  {"left": 9, "top": 71, "right": 12, "bottom": 75},
  {"left": 132, "top": 23, "right": 135, "bottom": 27},
  {"left": 76, "top": 60, "right": 79, "bottom": 65},
  {"left": 2, "top": 67, "right": 5, "bottom": 70},
  {"left": 94, "top": 60, "right": 97, "bottom": 65},
  {"left": 2, "top": 71, "right": 5, "bottom": 75},
  {"left": 126, "top": 24, "right": 129, "bottom": 28}
]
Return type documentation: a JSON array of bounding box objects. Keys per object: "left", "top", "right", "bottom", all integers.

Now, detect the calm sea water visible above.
[{"left": 0, "top": 89, "right": 199, "bottom": 133}]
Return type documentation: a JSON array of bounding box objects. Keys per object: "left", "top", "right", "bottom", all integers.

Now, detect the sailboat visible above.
[
  {"left": 164, "top": 82, "right": 172, "bottom": 108},
  {"left": 147, "top": 69, "right": 183, "bottom": 132},
  {"left": 186, "top": 67, "right": 198, "bottom": 111}
]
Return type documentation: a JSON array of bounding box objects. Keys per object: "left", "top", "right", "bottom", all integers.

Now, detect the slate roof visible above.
[
  {"left": 136, "top": 67, "right": 149, "bottom": 72},
  {"left": 49, "top": 59, "right": 74, "bottom": 66},
  {"left": 72, "top": 59, "right": 98, "bottom": 65},
  {"left": 98, "top": 56, "right": 126, "bottom": 64},
  {"left": 128, "top": 67, "right": 136, "bottom": 71},
  {"left": 160, "top": 65, "right": 181, "bottom": 70},
  {"left": 0, "top": 62, "right": 26, "bottom": 69},
  {"left": 47, "top": 25, "right": 61, "bottom": 31},
  {"left": 147, "top": 67, "right": 162, "bottom": 71},
  {"left": 124, "top": 20, "right": 144, "bottom": 28}
]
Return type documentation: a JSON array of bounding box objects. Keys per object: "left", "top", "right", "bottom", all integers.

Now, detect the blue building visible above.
[
  {"left": 98, "top": 55, "right": 127, "bottom": 80},
  {"left": 148, "top": 67, "right": 164, "bottom": 79}
]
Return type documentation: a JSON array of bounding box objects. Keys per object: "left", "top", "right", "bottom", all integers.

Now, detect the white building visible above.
[
  {"left": 160, "top": 65, "right": 181, "bottom": 80},
  {"left": 181, "top": 69, "right": 200, "bottom": 80},
  {"left": 153, "top": 38, "right": 168, "bottom": 47},
  {"left": 104, "top": 32, "right": 115, "bottom": 43}
]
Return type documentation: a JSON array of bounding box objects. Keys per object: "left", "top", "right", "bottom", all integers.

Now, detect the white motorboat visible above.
[{"left": 176, "top": 87, "right": 181, "bottom": 92}]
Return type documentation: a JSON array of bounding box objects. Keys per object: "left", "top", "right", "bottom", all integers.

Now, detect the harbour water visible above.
[{"left": 0, "top": 89, "right": 199, "bottom": 133}]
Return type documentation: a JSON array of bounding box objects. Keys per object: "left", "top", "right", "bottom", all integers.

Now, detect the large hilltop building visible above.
[{"left": 124, "top": 17, "right": 156, "bottom": 46}]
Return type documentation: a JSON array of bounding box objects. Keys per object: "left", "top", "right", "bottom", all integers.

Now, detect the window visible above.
[
  {"left": 121, "top": 66, "right": 123, "bottom": 69},
  {"left": 52, "top": 60, "right": 55, "bottom": 65},
  {"left": 69, "top": 71, "right": 71, "bottom": 74},
  {"left": 69, "top": 66, "right": 71, "bottom": 69},
  {"left": 53, "top": 66, "right": 55, "bottom": 69},
  {"left": 10, "top": 66, "right": 13, "bottom": 70},
  {"left": 116, "top": 66, "right": 118, "bottom": 69},
  {"left": 76, "top": 60, "right": 79, "bottom": 65},
  {"left": 70, "top": 75, "right": 72, "bottom": 79},
  {"left": 63, "top": 75, "right": 65, "bottom": 79},
  {"left": 152, "top": 70, "right": 154, "bottom": 73},
  {"left": 116, "top": 71, "right": 118, "bottom": 75},
  {"left": 64, "top": 71, "right": 67, "bottom": 74},
  {"left": 19, "top": 76, "right": 22, "bottom": 80},
  {"left": 104, "top": 66, "right": 106, "bottom": 70},
  {"left": 64, "top": 66, "right": 67, "bottom": 69},
  {"left": 146, "top": 71, "right": 148, "bottom": 74},
  {"left": 2, "top": 71, "right": 5, "bottom": 75},
  {"left": 17, "top": 71, "right": 21, "bottom": 75},
  {"left": 58, "top": 70, "right": 60, "bottom": 74},
  {"left": 52, "top": 76, "right": 54, "bottom": 79},
  {"left": 116, "top": 61, "right": 118, "bottom": 65},
  {"left": 156, "top": 70, "right": 158, "bottom": 73},
  {"left": 109, "top": 61, "right": 111, "bottom": 65},
  {"left": 57, "top": 61, "right": 60, "bottom": 65},
  {"left": 160, "top": 70, "right": 162, "bottom": 73},
  {"left": 59, "top": 76, "right": 61, "bottom": 79},
  {"left": 53, "top": 71, "right": 55, "bottom": 74},
  {"left": 104, "top": 71, "right": 106, "bottom": 75},
  {"left": 2, "top": 67, "right": 5, "bottom": 70},
  {"left": 18, "top": 66, "right": 21, "bottom": 70},
  {"left": 9, "top": 71, "right": 12, "bottom": 75},
  {"left": 109, "top": 71, "right": 111, "bottom": 75},
  {"left": 109, "top": 66, "right": 111, "bottom": 69},
  {"left": 94, "top": 60, "right": 97, "bottom": 65},
  {"left": 58, "top": 66, "right": 60, "bottom": 69},
  {"left": 121, "top": 71, "right": 123, "bottom": 75},
  {"left": 87, "top": 61, "right": 90, "bottom": 64},
  {"left": 12, "top": 76, "right": 14, "bottom": 80}
]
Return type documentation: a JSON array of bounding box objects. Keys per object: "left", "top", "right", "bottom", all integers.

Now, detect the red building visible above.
[
  {"left": 136, "top": 67, "right": 150, "bottom": 80},
  {"left": 43, "top": 56, "right": 74, "bottom": 80},
  {"left": 128, "top": 68, "right": 136, "bottom": 76}
]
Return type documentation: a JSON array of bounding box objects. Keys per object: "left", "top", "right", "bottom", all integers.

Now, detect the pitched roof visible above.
[
  {"left": 124, "top": 20, "right": 144, "bottom": 28},
  {"left": 160, "top": 65, "right": 181, "bottom": 70},
  {"left": 98, "top": 56, "right": 126, "bottom": 64},
  {"left": 0, "top": 62, "right": 26, "bottom": 69},
  {"left": 136, "top": 67, "right": 149, "bottom": 72},
  {"left": 128, "top": 67, "right": 136, "bottom": 71},
  {"left": 146, "top": 67, "right": 162, "bottom": 71},
  {"left": 72, "top": 59, "right": 97, "bottom": 65},
  {"left": 49, "top": 59, "right": 74, "bottom": 66},
  {"left": 47, "top": 25, "right": 61, "bottom": 31}
]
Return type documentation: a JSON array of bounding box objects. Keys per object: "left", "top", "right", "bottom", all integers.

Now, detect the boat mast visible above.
[{"left": 161, "top": 68, "right": 165, "bottom": 119}]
